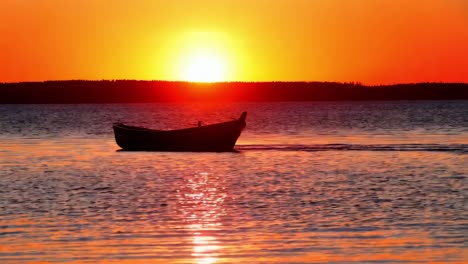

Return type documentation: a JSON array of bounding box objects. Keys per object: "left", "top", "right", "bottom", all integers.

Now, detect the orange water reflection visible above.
[
  {"left": 176, "top": 171, "right": 226, "bottom": 264},
  {"left": 1, "top": 137, "right": 467, "bottom": 263}
]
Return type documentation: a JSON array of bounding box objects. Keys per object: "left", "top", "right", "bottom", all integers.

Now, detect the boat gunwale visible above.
[{"left": 113, "top": 113, "right": 246, "bottom": 133}]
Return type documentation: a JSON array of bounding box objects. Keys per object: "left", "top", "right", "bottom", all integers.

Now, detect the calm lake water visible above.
[{"left": 0, "top": 101, "right": 467, "bottom": 263}]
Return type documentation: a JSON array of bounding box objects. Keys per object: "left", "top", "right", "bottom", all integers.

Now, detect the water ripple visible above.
[{"left": 238, "top": 143, "right": 468, "bottom": 153}]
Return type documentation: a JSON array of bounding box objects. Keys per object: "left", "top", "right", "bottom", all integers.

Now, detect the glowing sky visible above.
[{"left": 1, "top": 0, "right": 467, "bottom": 84}]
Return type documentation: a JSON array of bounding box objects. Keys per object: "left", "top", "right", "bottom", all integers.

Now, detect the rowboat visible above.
[{"left": 113, "top": 112, "right": 247, "bottom": 151}]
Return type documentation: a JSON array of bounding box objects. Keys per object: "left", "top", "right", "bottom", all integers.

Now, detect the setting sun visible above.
[
  {"left": 181, "top": 53, "right": 226, "bottom": 82},
  {"left": 164, "top": 31, "right": 237, "bottom": 83}
]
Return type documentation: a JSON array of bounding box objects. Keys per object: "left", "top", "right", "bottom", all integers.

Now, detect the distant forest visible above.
[{"left": 0, "top": 80, "right": 467, "bottom": 103}]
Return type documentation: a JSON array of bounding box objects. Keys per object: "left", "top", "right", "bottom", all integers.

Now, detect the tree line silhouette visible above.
[{"left": 0, "top": 80, "right": 467, "bottom": 103}]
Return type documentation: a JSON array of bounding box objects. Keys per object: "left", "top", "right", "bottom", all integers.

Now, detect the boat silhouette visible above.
[{"left": 113, "top": 112, "right": 247, "bottom": 152}]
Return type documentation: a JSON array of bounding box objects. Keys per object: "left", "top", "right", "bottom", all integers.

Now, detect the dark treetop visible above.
[{"left": 1, "top": 80, "right": 467, "bottom": 103}]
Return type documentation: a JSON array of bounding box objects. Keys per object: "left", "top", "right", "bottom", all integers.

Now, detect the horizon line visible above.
[{"left": 2, "top": 79, "right": 468, "bottom": 86}]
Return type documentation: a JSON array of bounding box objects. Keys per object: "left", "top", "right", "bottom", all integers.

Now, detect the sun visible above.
[
  {"left": 163, "top": 31, "right": 237, "bottom": 83},
  {"left": 182, "top": 53, "right": 226, "bottom": 82}
]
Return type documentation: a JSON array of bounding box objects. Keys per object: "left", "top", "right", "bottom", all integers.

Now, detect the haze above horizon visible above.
[{"left": 1, "top": 0, "right": 467, "bottom": 84}]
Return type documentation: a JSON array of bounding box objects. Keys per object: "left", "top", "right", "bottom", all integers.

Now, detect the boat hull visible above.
[{"left": 113, "top": 112, "right": 247, "bottom": 152}]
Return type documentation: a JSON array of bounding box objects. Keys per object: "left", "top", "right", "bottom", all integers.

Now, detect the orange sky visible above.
[{"left": 1, "top": 0, "right": 467, "bottom": 84}]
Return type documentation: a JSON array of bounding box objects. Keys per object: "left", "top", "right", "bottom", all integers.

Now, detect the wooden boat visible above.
[{"left": 113, "top": 112, "right": 247, "bottom": 152}]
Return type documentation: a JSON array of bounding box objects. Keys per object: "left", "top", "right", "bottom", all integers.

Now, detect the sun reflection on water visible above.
[
  {"left": 176, "top": 170, "right": 226, "bottom": 264},
  {"left": 192, "top": 235, "right": 220, "bottom": 264}
]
